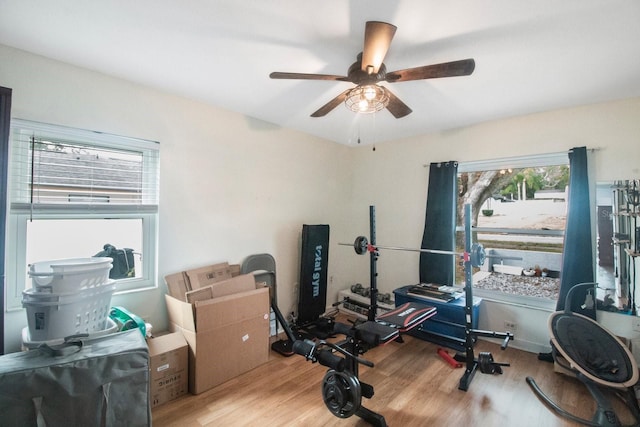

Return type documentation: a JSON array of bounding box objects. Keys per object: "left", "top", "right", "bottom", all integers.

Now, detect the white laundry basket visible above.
[
  {"left": 22, "top": 280, "right": 116, "bottom": 341},
  {"left": 29, "top": 257, "right": 113, "bottom": 293},
  {"left": 21, "top": 317, "right": 119, "bottom": 351}
]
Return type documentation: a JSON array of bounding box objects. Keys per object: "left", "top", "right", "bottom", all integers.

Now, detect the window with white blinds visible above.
[
  {"left": 10, "top": 119, "right": 159, "bottom": 213},
  {"left": 6, "top": 119, "right": 160, "bottom": 310}
]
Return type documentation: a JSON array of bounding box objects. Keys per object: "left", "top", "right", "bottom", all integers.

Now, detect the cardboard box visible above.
[
  {"left": 165, "top": 263, "right": 245, "bottom": 300},
  {"left": 165, "top": 271, "right": 191, "bottom": 300},
  {"left": 184, "top": 273, "right": 257, "bottom": 303},
  {"left": 147, "top": 332, "right": 188, "bottom": 408},
  {"left": 185, "top": 262, "right": 233, "bottom": 289},
  {"left": 165, "top": 274, "right": 270, "bottom": 394},
  {"left": 230, "top": 264, "right": 241, "bottom": 277}
]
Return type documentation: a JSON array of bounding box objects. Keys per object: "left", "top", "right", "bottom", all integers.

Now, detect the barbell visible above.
[{"left": 339, "top": 235, "right": 521, "bottom": 268}]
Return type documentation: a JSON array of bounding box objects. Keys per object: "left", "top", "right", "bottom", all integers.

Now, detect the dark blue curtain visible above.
[
  {"left": 556, "top": 147, "right": 595, "bottom": 318},
  {"left": 419, "top": 161, "right": 458, "bottom": 285}
]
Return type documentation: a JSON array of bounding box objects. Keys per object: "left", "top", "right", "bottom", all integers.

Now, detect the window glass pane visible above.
[
  {"left": 472, "top": 165, "right": 569, "bottom": 231},
  {"left": 28, "top": 140, "right": 145, "bottom": 205},
  {"left": 457, "top": 163, "right": 568, "bottom": 302},
  {"left": 10, "top": 119, "right": 159, "bottom": 210},
  {"left": 6, "top": 119, "right": 159, "bottom": 310},
  {"left": 24, "top": 218, "right": 143, "bottom": 289}
]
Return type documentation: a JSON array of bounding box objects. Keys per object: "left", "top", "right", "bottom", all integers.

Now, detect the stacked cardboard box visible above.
[
  {"left": 164, "top": 262, "right": 270, "bottom": 394},
  {"left": 164, "top": 262, "right": 242, "bottom": 301},
  {"left": 147, "top": 332, "right": 188, "bottom": 408}
]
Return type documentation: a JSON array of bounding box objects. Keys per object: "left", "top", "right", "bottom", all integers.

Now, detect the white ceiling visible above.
[{"left": 1, "top": 1, "right": 639, "bottom": 146}]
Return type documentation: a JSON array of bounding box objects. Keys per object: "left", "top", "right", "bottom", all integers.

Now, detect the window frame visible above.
[
  {"left": 5, "top": 119, "right": 159, "bottom": 311},
  {"left": 457, "top": 152, "right": 569, "bottom": 310}
]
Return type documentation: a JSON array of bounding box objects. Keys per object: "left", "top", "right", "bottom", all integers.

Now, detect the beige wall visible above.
[
  {"left": 3, "top": 43, "right": 640, "bottom": 353},
  {"left": 1, "top": 44, "right": 353, "bottom": 352},
  {"left": 347, "top": 97, "right": 640, "bottom": 351},
  {"left": 348, "top": 97, "right": 640, "bottom": 293}
]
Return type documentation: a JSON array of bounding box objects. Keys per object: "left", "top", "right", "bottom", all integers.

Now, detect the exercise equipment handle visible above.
[
  {"left": 493, "top": 361, "right": 511, "bottom": 367},
  {"left": 292, "top": 339, "right": 316, "bottom": 359},
  {"left": 316, "top": 349, "right": 346, "bottom": 372},
  {"left": 502, "top": 334, "right": 512, "bottom": 350},
  {"left": 291, "top": 340, "right": 347, "bottom": 372},
  {"left": 324, "top": 341, "right": 375, "bottom": 368},
  {"left": 469, "top": 328, "right": 514, "bottom": 350},
  {"left": 332, "top": 322, "right": 381, "bottom": 349},
  {"left": 333, "top": 322, "right": 353, "bottom": 336}
]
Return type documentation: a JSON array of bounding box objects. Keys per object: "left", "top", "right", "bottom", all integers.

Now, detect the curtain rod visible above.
[{"left": 423, "top": 148, "right": 600, "bottom": 169}]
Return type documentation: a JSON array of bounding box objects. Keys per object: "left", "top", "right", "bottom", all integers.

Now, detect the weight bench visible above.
[
  {"left": 352, "top": 301, "right": 437, "bottom": 344},
  {"left": 294, "top": 301, "right": 436, "bottom": 427}
]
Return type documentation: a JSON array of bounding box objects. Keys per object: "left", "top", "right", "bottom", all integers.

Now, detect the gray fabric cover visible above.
[{"left": 0, "top": 329, "right": 150, "bottom": 427}]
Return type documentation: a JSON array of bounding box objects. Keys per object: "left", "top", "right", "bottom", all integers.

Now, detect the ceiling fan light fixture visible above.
[{"left": 345, "top": 84, "right": 389, "bottom": 114}]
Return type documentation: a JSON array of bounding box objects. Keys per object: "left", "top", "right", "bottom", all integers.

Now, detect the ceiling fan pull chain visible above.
[{"left": 372, "top": 112, "right": 377, "bottom": 151}]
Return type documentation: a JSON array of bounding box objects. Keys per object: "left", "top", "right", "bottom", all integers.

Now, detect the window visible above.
[
  {"left": 6, "top": 119, "right": 159, "bottom": 310},
  {"left": 457, "top": 152, "right": 569, "bottom": 308}
]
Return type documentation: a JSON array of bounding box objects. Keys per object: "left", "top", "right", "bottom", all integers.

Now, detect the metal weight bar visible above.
[
  {"left": 339, "top": 235, "right": 518, "bottom": 268},
  {"left": 340, "top": 236, "right": 485, "bottom": 266},
  {"left": 342, "top": 236, "right": 464, "bottom": 257}
]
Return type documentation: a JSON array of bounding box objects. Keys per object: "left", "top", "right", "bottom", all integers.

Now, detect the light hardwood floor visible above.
[{"left": 152, "top": 316, "right": 638, "bottom": 427}]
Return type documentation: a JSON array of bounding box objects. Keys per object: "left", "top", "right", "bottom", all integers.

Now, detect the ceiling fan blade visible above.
[
  {"left": 361, "top": 21, "right": 397, "bottom": 74},
  {"left": 385, "top": 89, "right": 412, "bottom": 118},
  {"left": 310, "top": 89, "right": 351, "bottom": 117},
  {"left": 385, "top": 58, "right": 475, "bottom": 82},
  {"left": 270, "top": 72, "right": 348, "bottom": 81}
]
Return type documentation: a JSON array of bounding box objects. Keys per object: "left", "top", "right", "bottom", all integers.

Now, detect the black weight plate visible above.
[
  {"left": 321, "top": 370, "right": 362, "bottom": 418},
  {"left": 354, "top": 236, "right": 368, "bottom": 255}
]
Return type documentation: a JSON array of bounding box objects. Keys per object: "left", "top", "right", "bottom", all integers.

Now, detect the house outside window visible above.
[
  {"left": 5, "top": 119, "right": 159, "bottom": 310},
  {"left": 457, "top": 153, "right": 569, "bottom": 309}
]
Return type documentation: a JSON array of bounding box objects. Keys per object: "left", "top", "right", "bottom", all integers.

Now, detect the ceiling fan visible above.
[{"left": 270, "top": 21, "right": 475, "bottom": 118}]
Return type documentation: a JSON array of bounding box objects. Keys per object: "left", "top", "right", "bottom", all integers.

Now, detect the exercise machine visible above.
[
  {"left": 296, "top": 224, "right": 336, "bottom": 339},
  {"left": 241, "top": 252, "right": 436, "bottom": 424},
  {"left": 339, "top": 204, "right": 515, "bottom": 391},
  {"left": 293, "top": 301, "right": 437, "bottom": 426}
]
